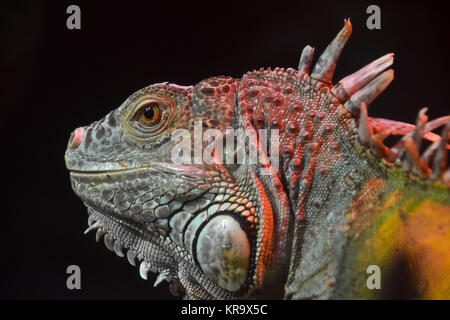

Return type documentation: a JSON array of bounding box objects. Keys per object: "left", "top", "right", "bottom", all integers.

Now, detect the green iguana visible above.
[{"left": 64, "top": 20, "right": 450, "bottom": 299}]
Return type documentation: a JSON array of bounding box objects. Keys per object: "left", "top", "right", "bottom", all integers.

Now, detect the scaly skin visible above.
[{"left": 65, "top": 20, "right": 450, "bottom": 299}]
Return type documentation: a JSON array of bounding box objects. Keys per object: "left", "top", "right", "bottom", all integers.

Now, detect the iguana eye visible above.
[
  {"left": 125, "top": 94, "right": 179, "bottom": 141},
  {"left": 138, "top": 101, "right": 162, "bottom": 126}
]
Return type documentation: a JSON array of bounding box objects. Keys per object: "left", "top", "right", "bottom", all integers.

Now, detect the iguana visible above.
[{"left": 64, "top": 20, "right": 450, "bottom": 299}]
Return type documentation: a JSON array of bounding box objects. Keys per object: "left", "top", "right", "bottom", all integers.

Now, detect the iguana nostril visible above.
[{"left": 68, "top": 127, "right": 84, "bottom": 150}]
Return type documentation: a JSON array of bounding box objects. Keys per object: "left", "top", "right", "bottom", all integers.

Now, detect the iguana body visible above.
[{"left": 65, "top": 20, "right": 450, "bottom": 299}]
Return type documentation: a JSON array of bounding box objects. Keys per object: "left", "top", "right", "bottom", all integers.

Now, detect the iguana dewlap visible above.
[{"left": 65, "top": 20, "right": 450, "bottom": 299}]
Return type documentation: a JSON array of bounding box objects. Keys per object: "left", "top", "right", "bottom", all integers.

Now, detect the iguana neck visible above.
[
  {"left": 281, "top": 103, "right": 384, "bottom": 299},
  {"left": 233, "top": 69, "right": 380, "bottom": 297}
]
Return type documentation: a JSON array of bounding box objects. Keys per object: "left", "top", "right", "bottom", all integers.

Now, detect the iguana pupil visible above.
[
  {"left": 144, "top": 105, "right": 155, "bottom": 119},
  {"left": 140, "top": 101, "right": 161, "bottom": 125}
]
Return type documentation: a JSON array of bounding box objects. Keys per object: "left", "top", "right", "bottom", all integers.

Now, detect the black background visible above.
[{"left": 1, "top": 0, "right": 449, "bottom": 300}]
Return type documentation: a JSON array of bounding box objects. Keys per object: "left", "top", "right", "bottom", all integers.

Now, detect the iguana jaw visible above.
[
  {"left": 69, "top": 167, "right": 236, "bottom": 299},
  {"left": 68, "top": 169, "right": 182, "bottom": 289},
  {"left": 67, "top": 162, "right": 260, "bottom": 299},
  {"left": 83, "top": 203, "right": 187, "bottom": 296}
]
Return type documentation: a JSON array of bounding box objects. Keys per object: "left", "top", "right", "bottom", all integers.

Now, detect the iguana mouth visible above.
[
  {"left": 69, "top": 167, "right": 146, "bottom": 175},
  {"left": 68, "top": 162, "right": 211, "bottom": 180}
]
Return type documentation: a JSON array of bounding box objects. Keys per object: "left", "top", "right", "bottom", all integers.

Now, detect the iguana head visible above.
[
  {"left": 64, "top": 78, "right": 255, "bottom": 299},
  {"left": 65, "top": 20, "right": 450, "bottom": 299}
]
